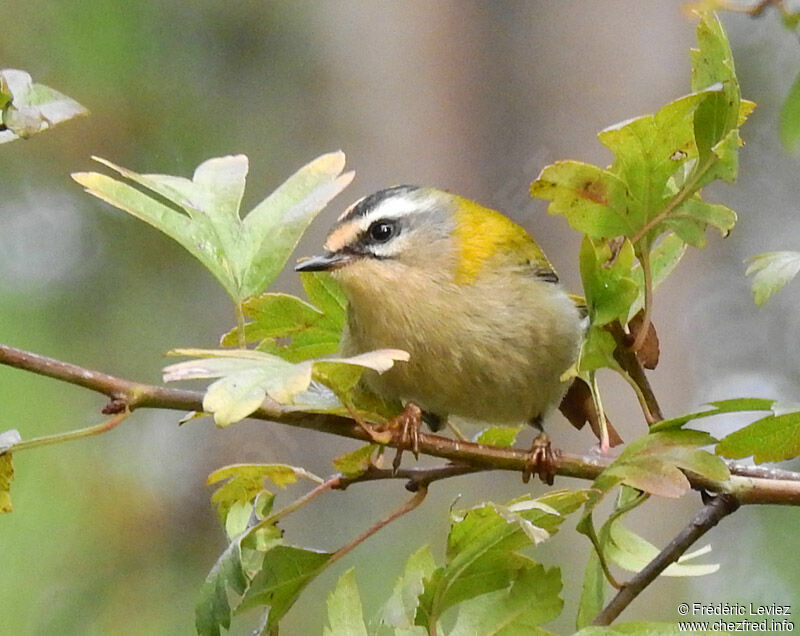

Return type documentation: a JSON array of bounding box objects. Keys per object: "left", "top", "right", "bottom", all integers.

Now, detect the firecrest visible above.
[{"left": 296, "top": 186, "right": 583, "bottom": 452}]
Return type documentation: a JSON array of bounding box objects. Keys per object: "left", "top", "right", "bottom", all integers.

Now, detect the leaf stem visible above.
[
  {"left": 591, "top": 493, "right": 739, "bottom": 625},
  {"left": 234, "top": 301, "right": 247, "bottom": 349},
  {"left": 8, "top": 410, "right": 130, "bottom": 453}
]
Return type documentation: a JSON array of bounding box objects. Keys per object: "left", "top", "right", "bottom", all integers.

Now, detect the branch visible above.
[
  {"left": 591, "top": 493, "right": 740, "bottom": 625},
  {"left": 2, "top": 343, "right": 800, "bottom": 505}
]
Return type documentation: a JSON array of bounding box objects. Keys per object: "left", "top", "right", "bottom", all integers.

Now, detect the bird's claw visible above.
[
  {"left": 522, "top": 432, "right": 560, "bottom": 485},
  {"left": 389, "top": 402, "right": 423, "bottom": 472}
]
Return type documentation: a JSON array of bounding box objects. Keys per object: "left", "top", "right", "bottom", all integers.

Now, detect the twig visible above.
[
  {"left": 9, "top": 409, "right": 130, "bottom": 453},
  {"left": 327, "top": 486, "right": 428, "bottom": 567},
  {"left": 2, "top": 343, "right": 800, "bottom": 505},
  {"left": 591, "top": 493, "right": 740, "bottom": 625},
  {"left": 337, "top": 463, "right": 488, "bottom": 492}
]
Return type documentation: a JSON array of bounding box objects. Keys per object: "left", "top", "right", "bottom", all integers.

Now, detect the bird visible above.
[{"left": 295, "top": 185, "right": 584, "bottom": 482}]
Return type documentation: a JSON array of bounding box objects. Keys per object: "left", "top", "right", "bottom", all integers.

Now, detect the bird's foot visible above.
[
  {"left": 522, "top": 432, "right": 560, "bottom": 485},
  {"left": 378, "top": 402, "right": 423, "bottom": 472}
]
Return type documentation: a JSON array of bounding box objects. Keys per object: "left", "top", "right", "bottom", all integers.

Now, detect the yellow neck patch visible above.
[{"left": 452, "top": 196, "right": 552, "bottom": 284}]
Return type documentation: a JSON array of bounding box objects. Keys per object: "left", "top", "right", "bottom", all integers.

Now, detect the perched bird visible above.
[{"left": 296, "top": 186, "right": 583, "bottom": 481}]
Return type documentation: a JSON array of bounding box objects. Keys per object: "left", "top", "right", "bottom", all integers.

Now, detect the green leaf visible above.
[
  {"left": 475, "top": 426, "right": 523, "bottom": 448},
  {"left": 163, "top": 348, "right": 408, "bottom": 426},
  {"left": 238, "top": 545, "right": 332, "bottom": 630},
  {"left": 324, "top": 569, "right": 368, "bottom": 636},
  {"left": 577, "top": 327, "right": 618, "bottom": 374},
  {"left": 595, "top": 430, "right": 729, "bottom": 499},
  {"left": 781, "top": 71, "right": 800, "bottom": 151},
  {"left": 381, "top": 546, "right": 436, "bottom": 631},
  {"left": 579, "top": 237, "right": 638, "bottom": 326},
  {"left": 73, "top": 153, "right": 353, "bottom": 303},
  {"left": 531, "top": 161, "right": 633, "bottom": 239},
  {"left": 717, "top": 409, "right": 800, "bottom": 463},
  {"left": 576, "top": 549, "right": 605, "bottom": 629},
  {"left": 301, "top": 271, "right": 347, "bottom": 330},
  {"left": 0, "top": 452, "right": 14, "bottom": 514},
  {"left": 450, "top": 564, "right": 563, "bottom": 636},
  {"left": 745, "top": 251, "right": 800, "bottom": 306},
  {"left": 0, "top": 69, "right": 87, "bottom": 142},
  {"left": 196, "top": 538, "right": 249, "bottom": 636},
  {"left": 669, "top": 197, "right": 736, "bottom": 240},
  {"left": 630, "top": 233, "right": 687, "bottom": 317},
  {"left": 415, "top": 490, "right": 589, "bottom": 629},
  {"left": 651, "top": 397, "right": 775, "bottom": 432},
  {"left": 605, "top": 521, "right": 718, "bottom": 576},
  {"left": 332, "top": 444, "right": 379, "bottom": 478},
  {"left": 598, "top": 88, "right": 715, "bottom": 230}
]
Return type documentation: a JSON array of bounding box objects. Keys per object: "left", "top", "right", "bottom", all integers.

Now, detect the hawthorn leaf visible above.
[
  {"left": 415, "top": 490, "right": 588, "bottom": 629},
  {"left": 716, "top": 410, "right": 800, "bottom": 463},
  {"left": 745, "top": 251, "right": 800, "bottom": 306},
  {"left": 449, "top": 564, "right": 563, "bottom": 636},
  {"left": 531, "top": 161, "right": 633, "bottom": 239},
  {"left": 73, "top": 153, "right": 352, "bottom": 303},
  {"left": 579, "top": 237, "right": 638, "bottom": 326},
  {"left": 630, "top": 233, "right": 687, "bottom": 317},
  {"left": 163, "top": 348, "right": 408, "bottom": 426},
  {"left": 0, "top": 69, "right": 87, "bottom": 143},
  {"left": 577, "top": 327, "right": 618, "bottom": 374},
  {"left": 669, "top": 197, "right": 736, "bottom": 240},
  {"left": 301, "top": 271, "right": 347, "bottom": 330},
  {"left": 238, "top": 545, "right": 332, "bottom": 630},
  {"left": 332, "top": 444, "right": 379, "bottom": 478},
  {"left": 324, "top": 569, "right": 368, "bottom": 636},
  {"left": 381, "top": 546, "right": 436, "bottom": 631},
  {"left": 196, "top": 538, "right": 249, "bottom": 636},
  {"left": 650, "top": 397, "right": 775, "bottom": 432},
  {"left": 605, "top": 521, "right": 718, "bottom": 576},
  {"left": 475, "top": 425, "right": 523, "bottom": 448}
]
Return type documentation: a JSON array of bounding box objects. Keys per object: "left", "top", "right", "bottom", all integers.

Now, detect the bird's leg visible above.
[
  {"left": 522, "top": 417, "right": 560, "bottom": 485},
  {"left": 378, "top": 401, "right": 423, "bottom": 472}
]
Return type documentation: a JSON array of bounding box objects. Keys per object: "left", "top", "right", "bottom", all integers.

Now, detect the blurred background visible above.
[{"left": 1, "top": 1, "right": 799, "bottom": 634}]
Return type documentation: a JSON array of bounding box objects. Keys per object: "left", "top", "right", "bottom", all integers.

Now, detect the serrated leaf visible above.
[
  {"left": 333, "top": 444, "right": 379, "bottom": 478},
  {"left": 163, "top": 348, "right": 408, "bottom": 426},
  {"left": 382, "top": 546, "right": 436, "bottom": 630},
  {"left": 324, "top": 569, "right": 368, "bottom": 636},
  {"left": 207, "top": 463, "right": 318, "bottom": 529},
  {"left": 301, "top": 271, "right": 347, "bottom": 330},
  {"left": 74, "top": 153, "right": 352, "bottom": 303},
  {"left": 669, "top": 197, "right": 736, "bottom": 240},
  {"left": 593, "top": 430, "right": 729, "bottom": 499},
  {"left": 745, "top": 251, "right": 800, "bottom": 306},
  {"left": 577, "top": 326, "right": 618, "bottom": 374},
  {"left": 651, "top": 397, "right": 775, "bottom": 432},
  {"left": 531, "top": 161, "right": 633, "bottom": 239},
  {"left": 0, "top": 452, "right": 14, "bottom": 514},
  {"left": 0, "top": 69, "right": 87, "bottom": 143},
  {"left": 599, "top": 88, "right": 717, "bottom": 230},
  {"left": 196, "top": 538, "right": 249, "bottom": 636},
  {"left": 580, "top": 237, "right": 639, "bottom": 326},
  {"left": 475, "top": 426, "right": 523, "bottom": 448},
  {"left": 450, "top": 564, "right": 563, "bottom": 636},
  {"left": 717, "top": 410, "right": 800, "bottom": 463},
  {"left": 415, "top": 491, "right": 589, "bottom": 629},
  {"left": 630, "top": 233, "right": 687, "bottom": 317},
  {"left": 238, "top": 545, "right": 332, "bottom": 630}
]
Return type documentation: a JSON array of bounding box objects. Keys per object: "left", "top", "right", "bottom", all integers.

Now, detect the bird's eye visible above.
[{"left": 368, "top": 220, "right": 396, "bottom": 243}]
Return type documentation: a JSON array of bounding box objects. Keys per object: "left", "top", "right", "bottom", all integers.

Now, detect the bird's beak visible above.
[{"left": 294, "top": 252, "right": 351, "bottom": 272}]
